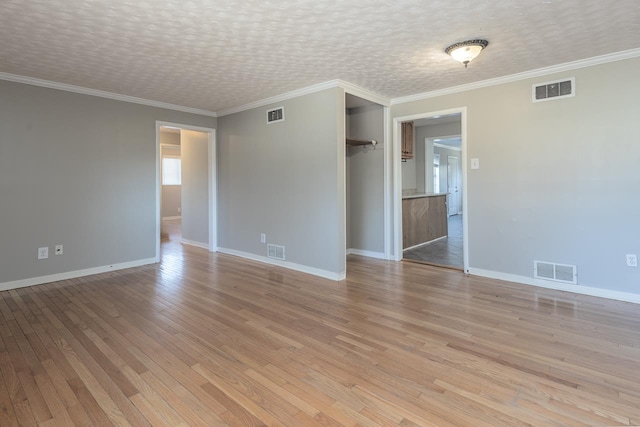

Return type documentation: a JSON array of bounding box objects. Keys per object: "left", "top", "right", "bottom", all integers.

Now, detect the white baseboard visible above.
[
  {"left": 346, "top": 249, "right": 387, "bottom": 260},
  {"left": 403, "top": 236, "right": 446, "bottom": 252},
  {"left": 469, "top": 268, "right": 640, "bottom": 305},
  {"left": 181, "top": 239, "right": 210, "bottom": 250},
  {"left": 0, "top": 257, "right": 157, "bottom": 292},
  {"left": 162, "top": 216, "right": 182, "bottom": 220},
  {"left": 217, "top": 247, "right": 344, "bottom": 281}
]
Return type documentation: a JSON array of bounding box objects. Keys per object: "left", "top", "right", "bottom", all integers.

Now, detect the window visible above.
[
  {"left": 433, "top": 154, "right": 440, "bottom": 193},
  {"left": 162, "top": 157, "right": 181, "bottom": 185}
]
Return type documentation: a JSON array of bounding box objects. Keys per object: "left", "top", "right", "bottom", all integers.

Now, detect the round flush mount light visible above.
[{"left": 445, "top": 39, "right": 489, "bottom": 68}]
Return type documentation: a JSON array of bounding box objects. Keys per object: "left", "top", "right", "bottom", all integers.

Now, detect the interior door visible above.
[{"left": 447, "top": 155, "right": 460, "bottom": 216}]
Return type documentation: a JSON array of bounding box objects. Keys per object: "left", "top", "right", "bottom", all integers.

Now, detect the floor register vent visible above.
[
  {"left": 534, "top": 260, "right": 577, "bottom": 284},
  {"left": 267, "top": 244, "right": 286, "bottom": 260},
  {"left": 532, "top": 77, "right": 575, "bottom": 102}
]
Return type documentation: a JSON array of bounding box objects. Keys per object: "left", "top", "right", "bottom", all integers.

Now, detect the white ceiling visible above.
[{"left": 1, "top": 1, "right": 638, "bottom": 114}]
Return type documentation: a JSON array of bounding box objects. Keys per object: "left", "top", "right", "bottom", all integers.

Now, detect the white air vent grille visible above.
[
  {"left": 267, "top": 244, "right": 285, "bottom": 260},
  {"left": 532, "top": 77, "right": 575, "bottom": 102},
  {"left": 534, "top": 260, "right": 577, "bottom": 284},
  {"left": 266, "top": 106, "right": 285, "bottom": 124}
]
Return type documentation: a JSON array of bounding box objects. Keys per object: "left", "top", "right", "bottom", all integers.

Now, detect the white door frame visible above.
[
  {"left": 390, "top": 107, "right": 469, "bottom": 273},
  {"left": 155, "top": 121, "right": 217, "bottom": 261}
]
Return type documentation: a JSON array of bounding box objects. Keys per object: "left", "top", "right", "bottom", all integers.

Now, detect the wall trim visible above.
[
  {"left": 391, "top": 47, "right": 640, "bottom": 105},
  {"left": 217, "top": 247, "right": 344, "bottom": 281},
  {"left": 181, "top": 239, "right": 210, "bottom": 250},
  {"left": 338, "top": 80, "right": 391, "bottom": 107},
  {"left": 217, "top": 80, "right": 341, "bottom": 116},
  {"left": 469, "top": 268, "right": 640, "bottom": 305},
  {"left": 217, "top": 79, "right": 391, "bottom": 117},
  {"left": 162, "top": 216, "right": 182, "bottom": 220},
  {"left": 346, "top": 249, "right": 387, "bottom": 260},
  {"left": 0, "top": 71, "right": 217, "bottom": 117},
  {"left": 0, "top": 258, "right": 157, "bottom": 292}
]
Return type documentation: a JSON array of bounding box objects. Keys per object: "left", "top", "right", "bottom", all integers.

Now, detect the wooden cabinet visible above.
[
  {"left": 402, "top": 195, "right": 447, "bottom": 249},
  {"left": 401, "top": 121, "right": 414, "bottom": 159}
]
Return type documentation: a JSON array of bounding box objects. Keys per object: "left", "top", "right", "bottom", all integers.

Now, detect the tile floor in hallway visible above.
[{"left": 403, "top": 214, "right": 463, "bottom": 268}]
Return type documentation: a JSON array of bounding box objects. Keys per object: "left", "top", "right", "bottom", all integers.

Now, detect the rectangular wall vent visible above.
[
  {"left": 534, "top": 260, "right": 577, "bottom": 284},
  {"left": 267, "top": 244, "right": 286, "bottom": 260},
  {"left": 266, "top": 106, "right": 285, "bottom": 124},
  {"left": 532, "top": 77, "right": 575, "bottom": 102}
]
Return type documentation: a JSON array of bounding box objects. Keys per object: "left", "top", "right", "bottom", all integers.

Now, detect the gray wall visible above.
[
  {"left": 217, "top": 87, "right": 344, "bottom": 275},
  {"left": 346, "top": 104, "right": 385, "bottom": 253},
  {"left": 181, "top": 130, "right": 209, "bottom": 245},
  {"left": 160, "top": 132, "right": 181, "bottom": 218},
  {"left": 391, "top": 56, "right": 640, "bottom": 294},
  {"left": 0, "top": 80, "right": 216, "bottom": 284}
]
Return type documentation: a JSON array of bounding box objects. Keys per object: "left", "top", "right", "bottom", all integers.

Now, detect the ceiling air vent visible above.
[
  {"left": 534, "top": 260, "right": 577, "bottom": 284},
  {"left": 266, "top": 106, "right": 285, "bottom": 124},
  {"left": 532, "top": 77, "right": 575, "bottom": 102},
  {"left": 267, "top": 244, "right": 286, "bottom": 260}
]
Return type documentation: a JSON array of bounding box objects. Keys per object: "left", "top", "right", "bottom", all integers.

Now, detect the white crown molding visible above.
[
  {"left": 217, "top": 79, "right": 391, "bottom": 117},
  {"left": 337, "top": 80, "right": 391, "bottom": 107},
  {"left": 0, "top": 72, "right": 217, "bottom": 117},
  {"left": 0, "top": 257, "right": 157, "bottom": 292},
  {"left": 217, "top": 247, "right": 344, "bottom": 281},
  {"left": 217, "top": 80, "right": 342, "bottom": 117},
  {"left": 6, "top": 47, "right": 638, "bottom": 119},
  {"left": 469, "top": 268, "right": 640, "bottom": 305},
  {"left": 391, "top": 47, "right": 640, "bottom": 105}
]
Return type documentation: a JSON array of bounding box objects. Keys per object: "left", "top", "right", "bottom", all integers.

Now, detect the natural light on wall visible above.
[{"left": 162, "top": 157, "right": 182, "bottom": 185}]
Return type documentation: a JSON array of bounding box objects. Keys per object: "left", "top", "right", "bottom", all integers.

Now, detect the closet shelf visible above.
[{"left": 346, "top": 138, "right": 377, "bottom": 147}]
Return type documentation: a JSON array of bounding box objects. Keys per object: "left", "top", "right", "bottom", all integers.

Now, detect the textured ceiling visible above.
[{"left": 1, "top": 0, "right": 639, "bottom": 114}]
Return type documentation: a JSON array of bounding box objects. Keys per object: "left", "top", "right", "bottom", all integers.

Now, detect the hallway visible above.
[{"left": 403, "top": 214, "right": 463, "bottom": 268}]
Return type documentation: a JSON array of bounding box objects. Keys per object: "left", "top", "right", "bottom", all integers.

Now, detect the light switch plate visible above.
[{"left": 471, "top": 158, "right": 480, "bottom": 169}]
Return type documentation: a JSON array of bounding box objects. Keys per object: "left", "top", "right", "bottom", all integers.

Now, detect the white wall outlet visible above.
[
  {"left": 471, "top": 158, "right": 480, "bottom": 169},
  {"left": 626, "top": 254, "right": 637, "bottom": 267},
  {"left": 178, "top": 207, "right": 181, "bottom": 213},
  {"left": 38, "top": 247, "right": 49, "bottom": 259},
  {"left": 260, "top": 233, "right": 266, "bottom": 243},
  {"left": 55, "top": 245, "right": 63, "bottom": 255}
]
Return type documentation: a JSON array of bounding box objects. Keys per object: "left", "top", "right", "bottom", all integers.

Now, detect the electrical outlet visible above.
[
  {"left": 178, "top": 207, "right": 181, "bottom": 213},
  {"left": 260, "top": 233, "right": 266, "bottom": 243},
  {"left": 55, "top": 245, "right": 63, "bottom": 255},
  {"left": 626, "top": 254, "right": 638, "bottom": 267},
  {"left": 38, "top": 247, "right": 49, "bottom": 259}
]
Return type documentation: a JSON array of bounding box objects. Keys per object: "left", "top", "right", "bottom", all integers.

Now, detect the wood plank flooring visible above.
[{"left": 1, "top": 239, "right": 640, "bottom": 425}]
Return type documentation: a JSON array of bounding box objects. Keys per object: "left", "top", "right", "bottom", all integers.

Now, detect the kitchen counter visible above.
[
  {"left": 402, "top": 192, "right": 448, "bottom": 200},
  {"left": 402, "top": 194, "right": 448, "bottom": 250}
]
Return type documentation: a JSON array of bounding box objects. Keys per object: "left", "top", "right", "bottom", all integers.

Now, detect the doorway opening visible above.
[
  {"left": 155, "top": 122, "right": 217, "bottom": 262},
  {"left": 391, "top": 108, "right": 469, "bottom": 272},
  {"left": 343, "top": 93, "right": 388, "bottom": 276}
]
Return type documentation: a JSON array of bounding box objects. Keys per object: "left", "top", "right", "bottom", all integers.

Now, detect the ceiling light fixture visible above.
[{"left": 445, "top": 39, "right": 489, "bottom": 68}]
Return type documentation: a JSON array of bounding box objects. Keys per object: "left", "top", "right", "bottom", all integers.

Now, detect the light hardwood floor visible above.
[{"left": 1, "top": 237, "right": 640, "bottom": 426}]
